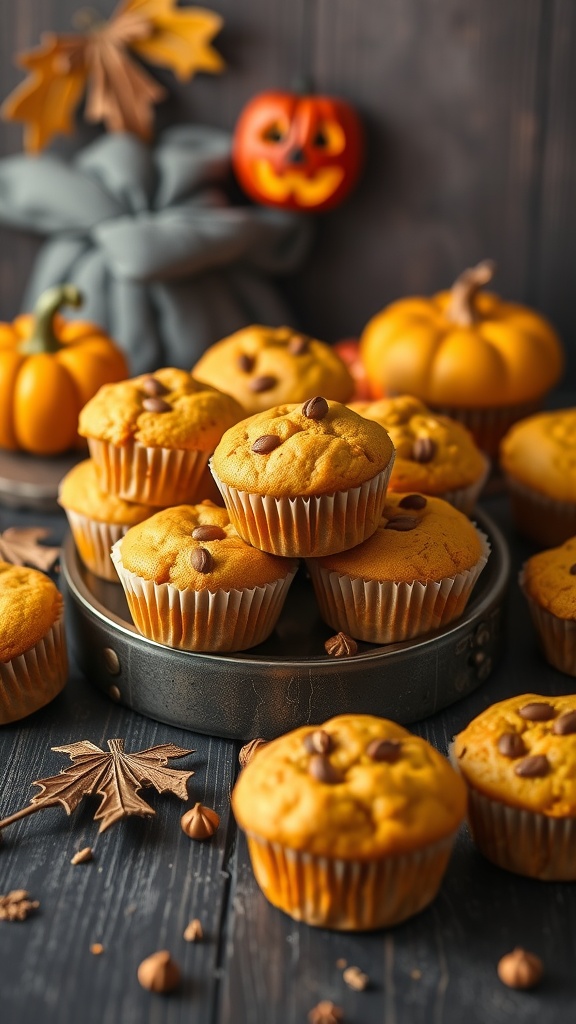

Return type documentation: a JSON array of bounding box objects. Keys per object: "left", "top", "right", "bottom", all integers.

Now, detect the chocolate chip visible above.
[
  {"left": 141, "top": 376, "right": 168, "bottom": 397},
  {"left": 385, "top": 515, "right": 418, "bottom": 532},
  {"left": 142, "top": 397, "right": 171, "bottom": 413},
  {"left": 366, "top": 739, "right": 402, "bottom": 763},
  {"left": 518, "top": 702, "right": 555, "bottom": 721},
  {"left": 553, "top": 711, "right": 576, "bottom": 735},
  {"left": 514, "top": 755, "right": 550, "bottom": 778},
  {"left": 412, "top": 437, "right": 437, "bottom": 463},
  {"left": 303, "top": 729, "right": 334, "bottom": 755},
  {"left": 190, "top": 547, "right": 214, "bottom": 573},
  {"left": 302, "top": 396, "right": 329, "bottom": 420},
  {"left": 238, "top": 353, "right": 255, "bottom": 373},
  {"left": 251, "top": 434, "right": 282, "bottom": 454},
  {"left": 324, "top": 632, "right": 358, "bottom": 657},
  {"left": 192, "top": 525, "right": 226, "bottom": 542},
  {"left": 570, "top": 564, "right": 576, "bottom": 575},
  {"left": 249, "top": 375, "right": 277, "bottom": 393},
  {"left": 288, "top": 333, "right": 310, "bottom": 355},
  {"left": 308, "top": 755, "right": 343, "bottom": 784},
  {"left": 497, "top": 732, "right": 526, "bottom": 758},
  {"left": 398, "top": 494, "right": 427, "bottom": 511}
]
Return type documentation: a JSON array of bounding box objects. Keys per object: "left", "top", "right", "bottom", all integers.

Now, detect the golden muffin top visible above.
[
  {"left": 78, "top": 368, "right": 244, "bottom": 451},
  {"left": 114, "top": 502, "right": 297, "bottom": 591},
  {"left": 232, "top": 714, "right": 467, "bottom": 858},
  {"left": 350, "top": 395, "right": 486, "bottom": 493},
  {"left": 192, "top": 325, "right": 354, "bottom": 415},
  {"left": 0, "top": 562, "right": 63, "bottom": 662},
  {"left": 453, "top": 694, "right": 576, "bottom": 817},
  {"left": 58, "top": 459, "right": 156, "bottom": 525},
  {"left": 211, "top": 399, "right": 395, "bottom": 497},
  {"left": 522, "top": 537, "right": 576, "bottom": 619},
  {"left": 500, "top": 409, "right": 576, "bottom": 501},
  {"left": 310, "top": 492, "right": 485, "bottom": 582}
]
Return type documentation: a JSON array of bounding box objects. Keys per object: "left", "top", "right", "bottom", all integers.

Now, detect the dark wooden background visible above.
[{"left": 1, "top": 0, "right": 575, "bottom": 378}]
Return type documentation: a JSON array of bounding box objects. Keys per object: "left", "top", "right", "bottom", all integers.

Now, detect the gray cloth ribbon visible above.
[{"left": 0, "top": 126, "right": 311, "bottom": 372}]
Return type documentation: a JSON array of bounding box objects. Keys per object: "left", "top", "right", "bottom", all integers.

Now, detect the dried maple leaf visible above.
[
  {"left": 125, "top": 0, "right": 225, "bottom": 80},
  {"left": 0, "top": 527, "right": 60, "bottom": 572},
  {"left": 0, "top": 739, "right": 194, "bottom": 835}
]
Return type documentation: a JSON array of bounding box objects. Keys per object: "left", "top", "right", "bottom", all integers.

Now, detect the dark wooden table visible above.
[{"left": 0, "top": 492, "right": 573, "bottom": 1024}]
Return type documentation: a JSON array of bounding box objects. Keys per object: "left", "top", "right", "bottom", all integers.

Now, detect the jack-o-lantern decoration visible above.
[{"left": 232, "top": 90, "right": 364, "bottom": 213}]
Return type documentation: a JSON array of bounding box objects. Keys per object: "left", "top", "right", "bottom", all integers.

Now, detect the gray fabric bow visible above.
[{"left": 0, "top": 126, "right": 312, "bottom": 372}]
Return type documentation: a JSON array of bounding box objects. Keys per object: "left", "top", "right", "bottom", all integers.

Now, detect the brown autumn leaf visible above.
[{"left": 0, "top": 527, "right": 60, "bottom": 572}]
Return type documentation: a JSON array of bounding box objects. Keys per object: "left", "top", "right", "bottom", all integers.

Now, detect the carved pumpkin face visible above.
[{"left": 232, "top": 91, "right": 364, "bottom": 212}]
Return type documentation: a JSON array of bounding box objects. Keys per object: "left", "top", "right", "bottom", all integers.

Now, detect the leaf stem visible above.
[{"left": 0, "top": 803, "right": 52, "bottom": 832}]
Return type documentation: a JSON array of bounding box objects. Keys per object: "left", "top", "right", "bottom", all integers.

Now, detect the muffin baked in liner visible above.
[
  {"left": 435, "top": 457, "right": 490, "bottom": 516},
  {"left": 433, "top": 399, "right": 542, "bottom": 459},
  {"left": 0, "top": 608, "right": 67, "bottom": 724},
  {"left": 520, "top": 542, "right": 576, "bottom": 676},
  {"left": 89, "top": 438, "right": 208, "bottom": 507},
  {"left": 63, "top": 511, "right": 128, "bottom": 582},
  {"left": 504, "top": 474, "right": 576, "bottom": 548},
  {"left": 522, "top": 593, "right": 576, "bottom": 677}
]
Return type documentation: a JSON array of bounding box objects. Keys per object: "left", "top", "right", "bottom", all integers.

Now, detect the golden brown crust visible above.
[
  {"left": 232, "top": 714, "right": 467, "bottom": 858},
  {"left": 522, "top": 538, "right": 576, "bottom": 619},
  {"left": 58, "top": 460, "right": 156, "bottom": 525},
  {"left": 500, "top": 409, "right": 576, "bottom": 502},
  {"left": 0, "top": 562, "right": 62, "bottom": 662},
  {"left": 192, "top": 325, "right": 354, "bottom": 414}
]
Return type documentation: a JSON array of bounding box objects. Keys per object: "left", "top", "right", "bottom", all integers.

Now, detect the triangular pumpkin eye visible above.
[
  {"left": 313, "top": 130, "right": 328, "bottom": 147},
  {"left": 262, "top": 123, "right": 286, "bottom": 142}
]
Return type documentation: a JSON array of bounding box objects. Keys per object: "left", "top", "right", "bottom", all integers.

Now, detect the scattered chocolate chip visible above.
[
  {"left": 71, "top": 846, "right": 94, "bottom": 865},
  {"left": 181, "top": 803, "right": 220, "bottom": 840},
  {"left": 308, "top": 1002, "right": 344, "bottom": 1024},
  {"left": 412, "top": 437, "right": 437, "bottom": 463},
  {"left": 309, "top": 754, "right": 343, "bottom": 784},
  {"left": 497, "top": 733, "right": 526, "bottom": 759},
  {"left": 239, "top": 738, "right": 267, "bottom": 768},
  {"left": 249, "top": 375, "right": 277, "bottom": 393},
  {"left": 518, "top": 702, "right": 555, "bottom": 721},
  {"left": 366, "top": 738, "right": 402, "bottom": 763},
  {"left": 237, "top": 353, "right": 255, "bottom": 373},
  {"left": 303, "top": 729, "right": 334, "bottom": 755},
  {"left": 137, "top": 950, "right": 181, "bottom": 993},
  {"left": 190, "top": 547, "right": 214, "bottom": 573},
  {"left": 288, "top": 333, "right": 310, "bottom": 355},
  {"left": 385, "top": 515, "right": 418, "bottom": 531},
  {"left": 183, "top": 919, "right": 203, "bottom": 942},
  {"left": 192, "top": 525, "right": 226, "bottom": 541},
  {"left": 324, "top": 632, "right": 358, "bottom": 657},
  {"left": 514, "top": 755, "right": 550, "bottom": 778},
  {"left": 497, "top": 948, "right": 543, "bottom": 990},
  {"left": 251, "top": 434, "right": 282, "bottom": 454},
  {"left": 398, "top": 494, "right": 427, "bottom": 510},
  {"left": 142, "top": 396, "right": 171, "bottom": 413},
  {"left": 343, "top": 965, "right": 369, "bottom": 991},
  {"left": 569, "top": 564, "right": 576, "bottom": 575},
  {"left": 302, "top": 396, "right": 329, "bottom": 420},
  {"left": 553, "top": 710, "right": 576, "bottom": 735},
  {"left": 141, "top": 376, "right": 168, "bottom": 397}
]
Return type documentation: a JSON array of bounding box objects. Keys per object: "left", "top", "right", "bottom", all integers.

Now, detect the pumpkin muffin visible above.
[
  {"left": 350, "top": 395, "right": 488, "bottom": 514},
  {"left": 307, "top": 493, "right": 489, "bottom": 644},
  {"left": 453, "top": 694, "right": 576, "bottom": 879},
  {"left": 78, "top": 368, "right": 244, "bottom": 507},
  {"left": 111, "top": 502, "right": 297, "bottom": 652},
  {"left": 501, "top": 409, "right": 576, "bottom": 547},
  {"left": 210, "top": 398, "right": 395, "bottom": 557},
  {"left": 192, "top": 325, "right": 354, "bottom": 415},
  {"left": 520, "top": 536, "right": 576, "bottom": 677},
  {"left": 0, "top": 562, "right": 67, "bottom": 723},
  {"left": 232, "top": 714, "right": 467, "bottom": 929}
]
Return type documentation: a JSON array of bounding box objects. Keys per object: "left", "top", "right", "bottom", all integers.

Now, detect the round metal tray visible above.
[{"left": 62, "top": 508, "right": 510, "bottom": 740}]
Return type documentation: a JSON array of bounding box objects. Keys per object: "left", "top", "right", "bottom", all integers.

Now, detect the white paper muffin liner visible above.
[
  {"left": 111, "top": 543, "right": 297, "bottom": 652},
  {"left": 64, "top": 509, "right": 128, "bottom": 581},
  {"left": 88, "top": 438, "right": 209, "bottom": 507},
  {"left": 465, "top": 784, "right": 576, "bottom": 880},
  {"left": 0, "top": 609, "right": 68, "bottom": 724},
  {"left": 307, "top": 528, "right": 490, "bottom": 645},
  {"left": 431, "top": 399, "right": 542, "bottom": 457},
  {"left": 209, "top": 457, "right": 394, "bottom": 558},
  {"left": 244, "top": 832, "right": 455, "bottom": 930},
  {"left": 436, "top": 455, "right": 491, "bottom": 516},
  {"left": 520, "top": 578, "right": 576, "bottom": 677},
  {"left": 505, "top": 473, "right": 576, "bottom": 547}
]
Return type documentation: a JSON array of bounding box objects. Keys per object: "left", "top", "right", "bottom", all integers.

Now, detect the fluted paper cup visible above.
[
  {"left": 64, "top": 509, "right": 128, "bottom": 581},
  {"left": 520, "top": 580, "right": 576, "bottom": 677},
  {"left": 0, "top": 608, "right": 68, "bottom": 724},
  {"left": 89, "top": 438, "right": 209, "bottom": 507},
  {"left": 436, "top": 455, "right": 491, "bottom": 516},
  {"left": 505, "top": 474, "right": 576, "bottom": 548}
]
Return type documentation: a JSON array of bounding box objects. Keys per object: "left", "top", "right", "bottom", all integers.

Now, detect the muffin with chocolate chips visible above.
[
  {"left": 78, "top": 368, "right": 244, "bottom": 506},
  {"left": 306, "top": 493, "right": 489, "bottom": 644},
  {"left": 349, "top": 395, "right": 488, "bottom": 514},
  {"left": 111, "top": 502, "right": 297, "bottom": 652},
  {"left": 520, "top": 536, "right": 576, "bottom": 676},
  {"left": 453, "top": 694, "right": 576, "bottom": 879},
  {"left": 192, "top": 325, "right": 354, "bottom": 415},
  {"left": 232, "top": 713, "right": 467, "bottom": 929},
  {"left": 210, "top": 399, "right": 395, "bottom": 557}
]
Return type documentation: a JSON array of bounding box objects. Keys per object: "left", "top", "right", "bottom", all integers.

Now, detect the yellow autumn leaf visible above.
[{"left": 120, "top": 0, "right": 225, "bottom": 81}]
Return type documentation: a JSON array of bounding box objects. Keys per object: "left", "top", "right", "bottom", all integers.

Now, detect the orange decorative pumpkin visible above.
[
  {"left": 0, "top": 285, "right": 128, "bottom": 456},
  {"left": 232, "top": 90, "right": 364, "bottom": 212}
]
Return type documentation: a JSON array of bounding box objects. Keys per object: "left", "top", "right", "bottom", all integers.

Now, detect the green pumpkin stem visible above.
[
  {"left": 447, "top": 260, "right": 495, "bottom": 327},
  {"left": 20, "top": 285, "right": 83, "bottom": 355}
]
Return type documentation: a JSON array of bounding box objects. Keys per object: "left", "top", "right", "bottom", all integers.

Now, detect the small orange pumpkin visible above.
[
  {"left": 0, "top": 285, "right": 128, "bottom": 456},
  {"left": 232, "top": 90, "right": 364, "bottom": 212}
]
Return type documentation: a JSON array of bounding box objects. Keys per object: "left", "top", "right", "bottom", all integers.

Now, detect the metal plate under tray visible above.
[{"left": 62, "top": 508, "right": 510, "bottom": 741}]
